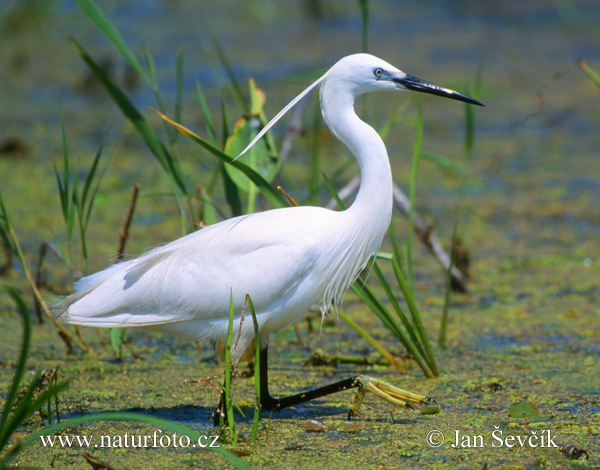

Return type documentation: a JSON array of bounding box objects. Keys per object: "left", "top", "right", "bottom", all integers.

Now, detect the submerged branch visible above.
[{"left": 392, "top": 185, "right": 468, "bottom": 293}]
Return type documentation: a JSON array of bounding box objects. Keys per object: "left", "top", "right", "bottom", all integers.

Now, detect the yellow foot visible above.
[{"left": 348, "top": 375, "right": 433, "bottom": 418}]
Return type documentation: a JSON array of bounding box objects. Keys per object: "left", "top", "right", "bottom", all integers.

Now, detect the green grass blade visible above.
[
  {"left": 0, "top": 287, "right": 31, "bottom": 433},
  {"left": 358, "top": 0, "right": 370, "bottom": 52},
  {"left": 439, "top": 221, "right": 457, "bottom": 349},
  {"left": 323, "top": 162, "right": 434, "bottom": 376},
  {"left": 59, "top": 117, "right": 70, "bottom": 221},
  {"left": 205, "top": 25, "right": 247, "bottom": 112},
  {"left": 57, "top": 117, "right": 76, "bottom": 275},
  {"left": 464, "top": 90, "right": 475, "bottom": 154},
  {"left": 391, "top": 258, "right": 437, "bottom": 376},
  {"left": 338, "top": 311, "right": 406, "bottom": 374},
  {"left": 57, "top": 116, "right": 75, "bottom": 235},
  {"left": 221, "top": 95, "right": 231, "bottom": 145},
  {"left": 218, "top": 98, "right": 243, "bottom": 215},
  {"left": 350, "top": 278, "right": 401, "bottom": 339},
  {"left": 321, "top": 172, "right": 346, "bottom": 210},
  {"left": 80, "top": 139, "right": 104, "bottom": 221},
  {"left": 387, "top": 224, "right": 428, "bottom": 351},
  {"left": 197, "top": 185, "right": 218, "bottom": 225},
  {"left": 81, "top": 134, "right": 110, "bottom": 236},
  {"left": 465, "top": 62, "right": 483, "bottom": 155},
  {"left": 379, "top": 101, "right": 409, "bottom": 140},
  {"left": 406, "top": 98, "right": 423, "bottom": 294},
  {"left": 390, "top": 259, "right": 424, "bottom": 346},
  {"left": 66, "top": 32, "right": 187, "bottom": 195},
  {"left": 110, "top": 328, "right": 127, "bottom": 358},
  {"left": 224, "top": 291, "right": 236, "bottom": 444},
  {"left": 350, "top": 278, "right": 432, "bottom": 375},
  {"left": 196, "top": 81, "right": 218, "bottom": 146},
  {"left": 246, "top": 295, "right": 260, "bottom": 445},
  {"left": 3, "top": 412, "right": 252, "bottom": 469},
  {"left": 174, "top": 49, "right": 185, "bottom": 141},
  {"left": 221, "top": 161, "right": 243, "bottom": 217},
  {"left": 74, "top": 0, "right": 151, "bottom": 86},
  {"left": 154, "top": 109, "right": 289, "bottom": 208},
  {"left": 1, "top": 380, "right": 69, "bottom": 451},
  {"left": 388, "top": 221, "right": 403, "bottom": 268},
  {"left": 372, "top": 262, "right": 423, "bottom": 350},
  {"left": 144, "top": 44, "right": 176, "bottom": 145},
  {"left": 0, "top": 200, "right": 14, "bottom": 252},
  {"left": 422, "top": 151, "right": 467, "bottom": 175},
  {"left": 577, "top": 59, "right": 600, "bottom": 89}
]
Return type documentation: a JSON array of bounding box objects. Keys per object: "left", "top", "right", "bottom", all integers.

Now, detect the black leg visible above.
[
  {"left": 212, "top": 341, "right": 432, "bottom": 424},
  {"left": 259, "top": 345, "right": 362, "bottom": 413}
]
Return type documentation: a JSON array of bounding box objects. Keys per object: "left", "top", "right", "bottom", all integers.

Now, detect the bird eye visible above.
[{"left": 373, "top": 68, "right": 384, "bottom": 78}]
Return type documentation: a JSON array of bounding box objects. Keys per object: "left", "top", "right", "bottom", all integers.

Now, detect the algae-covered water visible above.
[{"left": 1, "top": 0, "right": 599, "bottom": 469}]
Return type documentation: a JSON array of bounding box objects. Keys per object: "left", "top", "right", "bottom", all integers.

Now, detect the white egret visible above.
[{"left": 57, "top": 53, "right": 482, "bottom": 418}]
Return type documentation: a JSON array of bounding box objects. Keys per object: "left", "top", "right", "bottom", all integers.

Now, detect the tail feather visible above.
[
  {"left": 54, "top": 248, "right": 190, "bottom": 328},
  {"left": 54, "top": 262, "right": 125, "bottom": 321}
]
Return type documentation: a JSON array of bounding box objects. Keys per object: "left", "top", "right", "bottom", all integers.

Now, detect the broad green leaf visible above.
[
  {"left": 153, "top": 108, "right": 288, "bottom": 208},
  {"left": 224, "top": 80, "right": 279, "bottom": 193}
]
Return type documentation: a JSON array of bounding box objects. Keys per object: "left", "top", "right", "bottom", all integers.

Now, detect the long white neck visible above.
[{"left": 320, "top": 84, "right": 394, "bottom": 237}]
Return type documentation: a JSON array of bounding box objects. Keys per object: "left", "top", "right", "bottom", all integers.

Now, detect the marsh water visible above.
[{"left": 1, "top": 1, "right": 599, "bottom": 469}]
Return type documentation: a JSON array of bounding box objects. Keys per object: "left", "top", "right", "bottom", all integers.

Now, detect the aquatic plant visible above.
[
  {"left": 64, "top": 0, "right": 484, "bottom": 382},
  {"left": 0, "top": 287, "right": 68, "bottom": 466},
  {"left": 51, "top": 117, "right": 108, "bottom": 279},
  {"left": 0, "top": 190, "right": 87, "bottom": 351},
  {"left": 439, "top": 66, "right": 483, "bottom": 349},
  {"left": 0, "top": 288, "right": 251, "bottom": 468}
]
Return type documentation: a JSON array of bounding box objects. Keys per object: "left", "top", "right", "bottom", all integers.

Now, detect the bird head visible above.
[
  {"left": 324, "top": 53, "right": 483, "bottom": 106},
  {"left": 237, "top": 53, "right": 482, "bottom": 160}
]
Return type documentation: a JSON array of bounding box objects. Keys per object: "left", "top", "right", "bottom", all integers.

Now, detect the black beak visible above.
[{"left": 394, "top": 74, "right": 484, "bottom": 107}]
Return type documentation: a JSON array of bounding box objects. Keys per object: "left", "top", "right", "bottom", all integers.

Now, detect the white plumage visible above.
[{"left": 57, "top": 53, "right": 481, "bottom": 364}]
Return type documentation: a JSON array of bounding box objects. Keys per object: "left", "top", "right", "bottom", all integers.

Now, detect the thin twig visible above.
[
  {"left": 6, "top": 224, "right": 88, "bottom": 352},
  {"left": 277, "top": 186, "right": 299, "bottom": 207},
  {"left": 116, "top": 183, "right": 140, "bottom": 261},
  {"left": 392, "top": 185, "right": 468, "bottom": 293}
]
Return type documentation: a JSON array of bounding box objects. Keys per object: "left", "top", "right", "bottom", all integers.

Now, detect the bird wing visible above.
[{"left": 63, "top": 208, "right": 327, "bottom": 328}]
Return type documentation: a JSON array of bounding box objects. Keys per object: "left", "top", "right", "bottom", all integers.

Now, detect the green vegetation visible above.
[{"left": 4, "top": 0, "right": 598, "bottom": 469}]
